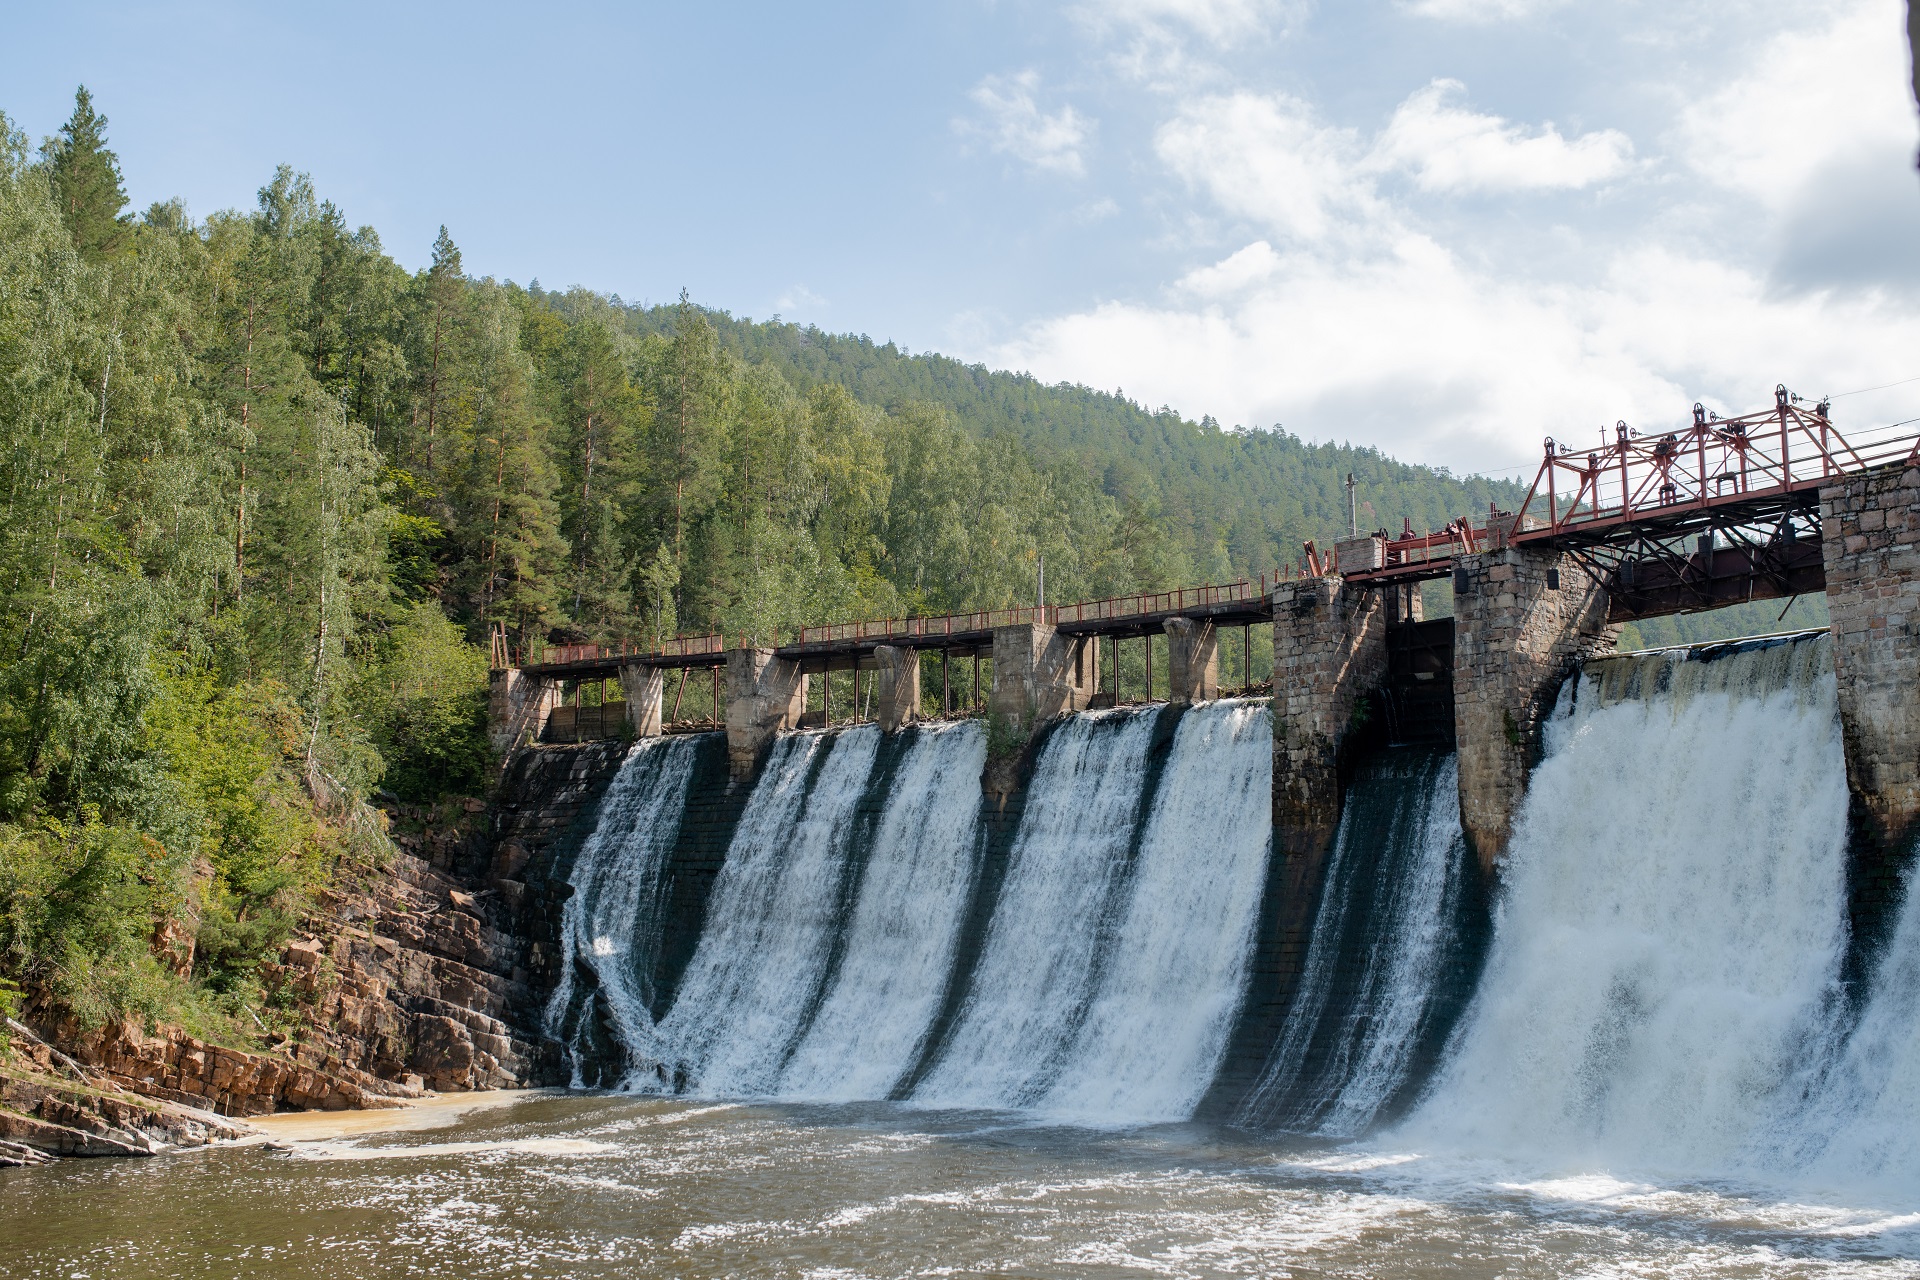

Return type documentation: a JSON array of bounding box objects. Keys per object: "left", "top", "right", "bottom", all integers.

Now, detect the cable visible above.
[{"left": 1827, "top": 375, "right": 1920, "bottom": 399}]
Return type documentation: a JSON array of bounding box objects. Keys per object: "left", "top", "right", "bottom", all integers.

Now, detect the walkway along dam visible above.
[{"left": 480, "top": 390, "right": 1920, "bottom": 1181}]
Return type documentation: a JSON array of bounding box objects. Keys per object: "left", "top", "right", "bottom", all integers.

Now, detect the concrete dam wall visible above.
[{"left": 516, "top": 624, "right": 1920, "bottom": 1196}]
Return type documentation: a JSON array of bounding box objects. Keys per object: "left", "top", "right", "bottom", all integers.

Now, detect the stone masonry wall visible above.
[
  {"left": 1270, "top": 576, "right": 1386, "bottom": 859},
  {"left": 1820, "top": 463, "right": 1920, "bottom": 861},
  {"left": 1451, "top": 545, "right": 1615, "bottom": 875}
]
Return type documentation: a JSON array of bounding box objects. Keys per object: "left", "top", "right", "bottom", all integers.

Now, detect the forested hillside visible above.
[{"left": 0, "top": 87, "right": 1768, "bottom": 1043}]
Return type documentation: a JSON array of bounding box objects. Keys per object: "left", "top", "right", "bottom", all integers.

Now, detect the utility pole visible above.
[
  {"left": 1346, "top": 473, "right": 1358, "bottom": 537},
  {"left": 1037, "top": 553, "right": 1045, "bottom": 610}
]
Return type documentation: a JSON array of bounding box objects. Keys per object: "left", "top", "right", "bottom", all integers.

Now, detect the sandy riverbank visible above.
[{"left": 248, "top": 1089, "right": 552, "bottom": 1143}]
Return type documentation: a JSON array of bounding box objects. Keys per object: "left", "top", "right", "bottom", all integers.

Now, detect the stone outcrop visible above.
[
  {"left": 1451, "top": 545, "right": 1616, "bottom": 874},
  {"left": 1, "top": 1026, "right": 255, "bottom": 1158}
]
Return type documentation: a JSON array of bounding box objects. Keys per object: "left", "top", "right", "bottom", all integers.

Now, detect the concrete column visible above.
[
  {"left": 488, "top": 668, "right": 561, "bottom": 755},
  {"left": 873, "top": 645, "right": 921, "bottom": 732},
  {"left": 1270, "top": 577, "right": 1386, "bottom": 858},
  {"left": 1163, "top": 617, "right": 1219, "bottom": 704},
  {"left": 1451, "top": 546, "right": 1615, "bottom": 875},
  {"left": 1820, "top": 464, "right": 1920, "bottom": 856},
  {"left": 724, "top": 648, "right": 807, "bottom": 778},
  {"left": 619, "top": 663, "right": 663, "bottom": 738},
  {"left": 984, "top": 622, "right": 1095, "bottom": 798}
]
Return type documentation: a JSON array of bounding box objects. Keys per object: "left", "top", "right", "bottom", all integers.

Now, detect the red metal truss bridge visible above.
[{"left": 1341, "top": 386, "right": 1920, "bottom": 622}]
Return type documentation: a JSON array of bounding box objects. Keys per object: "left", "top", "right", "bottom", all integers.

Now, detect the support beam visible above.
[
  {"left": 1821, "top": 465, "right": 1920, "bottom": 859},
  {"left": 618, "top": 663, "right": 663, "bottom": 738},
  {"left": 874, "top": 644, "right": 921, "bottom": 732},
  {"left": 724, "top": 648, "right": 808, "bottom": 778},
  {"left": 1451, "top": 545, "right": 1616, "bottom": 876},
  {"left": 488, "top": 668, "right": 561, "bottom": 756},
  {"left": 1163, "top": 616, "right": 1219, "bottom": 704}
]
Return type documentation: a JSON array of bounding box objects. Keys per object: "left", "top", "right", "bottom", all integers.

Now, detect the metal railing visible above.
[
  {"left": 1509, "top": 387, "right": 1920, "bottom": 540},
  {"left": 515, "top": 632, "right": 725, "bottom": 670},
  {"left": 789, "top": 576, "right": 1278, "bottom": 647}
]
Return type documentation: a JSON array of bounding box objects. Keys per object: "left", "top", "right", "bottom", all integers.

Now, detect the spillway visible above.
[
  {"left": 547, "top": 700, "right": 1276, "bottom": 1123},
  {"left": 1401, "top": 632, "right": 1857, "bottom": 1178},
  {"left": 544, "top": 630, "right": 1920, "bottom": 1187},
  {"left": 1233, "top": 746, "right": 1485, "bottom": 1137}
]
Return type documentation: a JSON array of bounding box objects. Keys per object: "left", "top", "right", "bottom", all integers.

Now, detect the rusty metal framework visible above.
[{"left": 1508, "top": 386, "right": 1919, "bottom": 544}]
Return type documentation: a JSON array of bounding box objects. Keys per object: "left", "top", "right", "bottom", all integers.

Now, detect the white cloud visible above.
[
  {"left": 998, "top": 236, "right": 1920, "bottom": 467},
  {"left": 1176, "top": 241, "right": 1282, "bottom": 297},
  {"left": 1676, "top": 0, "right": 1912, "bottom": 209},
  {"left": 1373, "top": 79, "right": 1635, "bottom": 193},
  {"left": 1402, "top": 0, "right": 1566, "bottom": 22},
  {"left": 959, "top": 71, "right": 1094, "bottom": 177},
  {"left": 1076, "top": 0, "right": 1304, "bottom": 44},
  {"left": 1156, "top": 93, "right": 1381, "bottom": 242},
  {"left": 990, "top": 0, "right": 1920, "bottom": 472}
]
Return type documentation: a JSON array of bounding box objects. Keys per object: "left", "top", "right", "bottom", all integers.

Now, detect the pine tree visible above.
[
  {"left": 43, "top": 86, "right": 129, "bottom": 262},
  {"left": 418, "top": 226, "right": 463, "bottom": 475}
]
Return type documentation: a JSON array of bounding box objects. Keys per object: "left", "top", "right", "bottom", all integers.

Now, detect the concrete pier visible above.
[
  {"left": 1269, "top": 577, "right": 1386, "bottom": 859},
  {"left": 873, "top": 645, "right": 921, "bottom": 732},
  {"left": 984, "top": 622, "right": 1095, "bottom": 797},
  {"left": 724, "top": 648, "right": 807, "bottom": 778},
  {"left": 618, "top": 664, "right": 663, "bottom": 738},
  {"left": 1163, "top": 617, "right": 1219, "bottom": 704},
  {"left": 488, "top": 669, "right": 561, "bottom": 755},
  {"left": 1450, "top": 545, "right": 1615, "bottom": 875},
  {"left": 1821, "top": 465, "right": 1920, "bottom": 857}
]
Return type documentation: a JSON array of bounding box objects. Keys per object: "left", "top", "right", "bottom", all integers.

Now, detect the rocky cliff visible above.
[{"left": 4, "top": 741, "right": 632, "bottom": 1160}]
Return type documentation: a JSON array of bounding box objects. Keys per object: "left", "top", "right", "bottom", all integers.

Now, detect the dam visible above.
[{"left": 491, "top": 398, "right": 1920, "bottom": 1179}]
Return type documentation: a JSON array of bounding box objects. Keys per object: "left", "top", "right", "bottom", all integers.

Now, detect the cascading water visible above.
[
  {"left": 652, "top": 726, "right": 883, "bottom": 1094},
  {"left": 908, "top": 708, "right": 1168, "bottom": 1111},
  {"left": 775, "top": 720, "right": 987, "bottom": 1101},
  {"left": 547, "top": 698, "right": 1276, "bottom": 1124},
  {"left": 1234, "top": 746, "right": 1481, "bottom": 1137},
  {"left": 1401, "top": 632, "right": 1855, "bottom": 1178},
  {"left": 1033, "top": 700, "right": 1275, "bottom": 1122},
  {"left": 543, "top": 734, "right": 703, "bottom": 1084}
]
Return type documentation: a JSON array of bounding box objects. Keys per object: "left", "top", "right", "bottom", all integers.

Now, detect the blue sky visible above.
[{"left": 6, "top": 0, "right": 1919, "bottom": 473}]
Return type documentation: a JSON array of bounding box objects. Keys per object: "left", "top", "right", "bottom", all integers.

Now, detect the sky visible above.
[{"left": 6, "top": 0, "right": 1920, "bottom": 476}]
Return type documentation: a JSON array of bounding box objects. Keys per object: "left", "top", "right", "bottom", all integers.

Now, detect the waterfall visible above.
[
  {"left": 543, "top": 735, "right": 702, "bottom": 1084},
  {"left": 1402, "top": 633, "right": 1854, "bottom": 1177},
  {"left": 911, "top": 701, "right": 1274, "bottom": 1121},
  {"left": 1033, "top": 700, "right": 1275, "bottom": 1123},
  {"left": 776, "top": 721, "right": 988, "bottom": 1101},
  {"left": 652, "top": 726, "right": 883, "bottom": 1094},
  {"left": 1235, "top": 746, "right": 1480, "bottom": 1137}
]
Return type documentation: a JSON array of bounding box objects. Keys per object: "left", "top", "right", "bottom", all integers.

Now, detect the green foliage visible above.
[
  {"left": 0, "top": 85, "right": 1564, "bottom": 1042},
  {"left": 353, "top": 604, "right": 491, "bottom": 801},
  {"left": 41, "top": 87, "right": 128, "bottom": 262}
]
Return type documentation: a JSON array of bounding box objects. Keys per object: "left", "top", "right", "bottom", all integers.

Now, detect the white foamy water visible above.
[
  {"left": 909, "top": 708, "right": 1165, "bottom": 1110},
  {"left": 544, "top": 735, "right": 702, "bottom": 1083},
  {"left": 1790, "top": 854, "right": 1920, "bottom": 1197},
  {"left": 778, "top": 720, "right": 988, "bottom": 1100},
  {"left": 1402, "top": 634, "right": 1853, "bottom": 1179},
  {"left": 1037, "top": 699, "right": 1274, "bottom": 1122},
  {"left": 655, "top": 726, "right": 881, "bottom": 1094}
]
